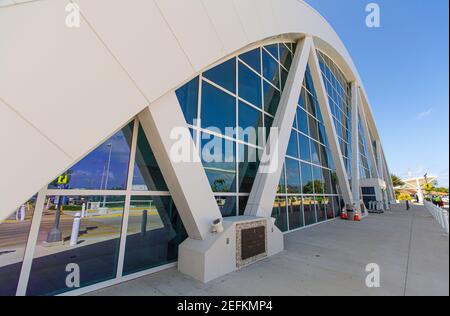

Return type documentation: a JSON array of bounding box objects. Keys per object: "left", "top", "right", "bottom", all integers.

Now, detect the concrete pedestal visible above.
[{"left": 177, "top": 216, "right": 283, "bottom": 283}]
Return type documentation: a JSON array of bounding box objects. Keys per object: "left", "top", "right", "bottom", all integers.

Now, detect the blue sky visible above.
[{"left": 306, "top": 0, "right": 449, "bottom": 187}]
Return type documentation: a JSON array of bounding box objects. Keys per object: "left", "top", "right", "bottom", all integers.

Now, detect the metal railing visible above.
[{"left": 424, "top": 201, "right": 449, "bottom": 235}]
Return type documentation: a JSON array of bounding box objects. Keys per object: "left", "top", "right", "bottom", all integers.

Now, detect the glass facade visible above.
[
  {"left": 272, "top": 65, "right": 344, "bottom": 233},
  {"left": 0, "top": 118, "right": 187, "bottom": 296},
  {"left": 176, "top": 42, "right": 297, "bottom": 217},
  {"left": 358, "top": 115, "right": 373, "bottom": 179},
  {"left": 317, "top": 51, "right": 353, "bottom": 185}
]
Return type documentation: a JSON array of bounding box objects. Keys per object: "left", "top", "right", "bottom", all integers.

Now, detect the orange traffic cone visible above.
[
  {"left": 354, "top": 211, "right": 361, "bottom": 221},
  {"left": 341, "top": 209, "right": 348, "bottom": 220}
]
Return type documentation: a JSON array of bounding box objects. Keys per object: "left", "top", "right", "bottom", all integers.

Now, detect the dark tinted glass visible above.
[
  {"left": 175, "top": 77, "right": 199, "bottom": 125},
  {"left": 201, "top": 81, "right": 236, "bottom": 135},
  {"left": 303, "top": 196, "right": 317, "bottom": 226},
  {"left": 262, "top": 50, "right": 280, "bottom": 88},
  {"left": 272, "top": 196, "right": 287, "bottom": 232},
  {"left": 133, "top": 125, "right": 168, "bottom": 191},
  {"left": 204, "top": 58, "right": 236, "bottom": 94},
  {"left": 286, "top": 158, "right": 301, "bottom": 194},
  {"left": 239, "top": 48, "right": 261, "bottom": 74},
  {"left": 239, "top": 62, "right": 262, "bottom": 108},
  {"left": 123, "top": 196, "right": 186, "bottom": 275},
  {"left": 301, "top": 162, "right": 313, "bottom": 194},
  {"left": 238, "top": 144, "right": 259, "bottom": 193},
  {"left": 299, "top": 133, "right": 311, "bottom": 162},
  {"left": 263, "top": 81, "right": 281, "bottom": 116},
  {"left": 238, "top": 101, "right": 262, "bottom": 146},
  {"left": 287, "top": 131, "right": 299, "bottom": 158},
  {"left": 288, "top": 196, "right": 304, "bottom": 230},
  {"left": 215, "top": 196, "right": 237, "bottom": 217}
]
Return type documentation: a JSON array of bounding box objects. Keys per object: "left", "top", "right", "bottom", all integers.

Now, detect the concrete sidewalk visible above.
[{"left": 87, "top": 204, "right": 449, "bottom": 296}]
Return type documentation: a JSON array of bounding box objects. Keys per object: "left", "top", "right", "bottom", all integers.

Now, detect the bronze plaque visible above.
[{"left": 241, "top": 226, "right": 266, "bottom": 260}]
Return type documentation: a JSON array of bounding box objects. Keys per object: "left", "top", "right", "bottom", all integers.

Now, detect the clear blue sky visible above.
[{"left": 306, "top": 0, "right": 449, "bottom": 187}]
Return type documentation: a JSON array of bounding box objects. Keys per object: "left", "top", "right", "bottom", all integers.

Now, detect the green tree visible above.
[{"left": 391, "top": 174, "right": 405, "bottom": 187}]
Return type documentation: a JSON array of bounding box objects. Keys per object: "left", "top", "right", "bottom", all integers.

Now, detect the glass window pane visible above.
[
  {"left": 263, "top": 81, "right": 280, "bottom": 116},
  {"left": 279, "top": 44, "right": 292, "bottom": 70},
  {"left": 215, "top": 196, "right": 237, "bottom": 217},
  {"left": 313, "top": 166, "right": 325, "bottom": 194},
  {"left": 288, "top": 196, "right": 304, "bottom": 230},
  {"left": 272, "top": 197, "right": 287, "bottom": 232},
  {"left": 238, "top": 62, "right": 262, "bottom": 108},
  {"left": 264, "top": 44, "right": 279, "bottom": 60},
  {"left": 301, "top": 162, "right": 313, "bottom": 194},
  {"left": 238, "top": 196, "right": 249, "bottom": 216},
  {"left": 262, "top": 50, "right": 280, "bottom": 88},
  {"left": 175, "top": 77, "right": 199, "bottom": 125},
  {"left": 286, "top": 158, "right": 301, "bottom": 194},
  {"left": 299, "top": 133, "right": 311, "bottom": 162},
  {"left": 311, "top": 140, "right": 321, "bottom": 165},
  {"left": 123, "top": 196, "right": 186, "bottom": 275},
  {"left": 238, "top": 144, "right": 259, "bottom": 193},
  {"left": 0, "top": 195, "right": 36, "bottom": 296},
  {"left": 49, "top": 124, "right": 133, "bottom": 190},
  {"left": 278, "top": 163, "right": 286, "bottom": 194},
  {"left": 287, "top": 131, "right": 299, "bottom": 158},
  {"left": 201, "top": 81, "right": 236, "bottom": 136},
  {"left": 324, "top": 196, "right": 335, "bottom": 219},
  {"left": 239, "top": 48, "right": 261, "bottom": 74},
  {"left": 316, "top": 197, "right": 327, "bottom": 222},
  {"left": 133, "top": 125, "right": 168, "bottom": 192},
  {"left": 201, "top": 133, "right": 236, "bottom": 193},
  {"left": 297, "top": 107, "right": 309, "bottom": 135},
  {"left": 27, "top": 196, "right": 124, "bottom": 296},
  {"left": 238, "top": 101, "right": 262, "bottom": 146},
  {"left": 303, "top": 196, "right": 317, "bottom": 226},
  {"left": 204, "top": 58, "right": 236, "bottom": 94}
]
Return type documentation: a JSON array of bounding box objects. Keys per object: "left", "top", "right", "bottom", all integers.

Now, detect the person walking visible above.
[{"left": 406, "top": 199, "right": 410, "bottom": 211}]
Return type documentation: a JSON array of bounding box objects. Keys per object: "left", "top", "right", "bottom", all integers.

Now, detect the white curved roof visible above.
[{"left": 0, "top": 0, "right": 381, "bottom": 220}]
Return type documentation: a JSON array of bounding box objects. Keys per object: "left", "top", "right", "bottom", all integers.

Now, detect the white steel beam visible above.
[
  {"left": 358, "top": 90, "right": 380, "bottom": 179},
  {"left": 350, "top": 82, "right": 360, "bottom": 206},
  {"left": 244, "top": 37, "right": 312, "bottom": 217},
  {"left": 138, "top": 93, "right": 222, "bottom": 240},
  {"left": 309, "top": 44, "right": 353, "bottom": 206}
]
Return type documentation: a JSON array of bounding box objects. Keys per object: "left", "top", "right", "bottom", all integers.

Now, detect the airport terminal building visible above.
[{"left": 0, "top": 0, "right": 395, "bottom": 296}]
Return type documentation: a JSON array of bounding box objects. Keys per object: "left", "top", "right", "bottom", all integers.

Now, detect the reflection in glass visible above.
[
  {"left": 215, "top": 196, "right": 237, "bottom": 217},
  {"left": 287, "top": 131, "right": 299, "bottom": 158},
  {"left": 0, "top": 196, "right": 36, "bottom": 296},
  {"left": 262, "top": 50, "right": 280, "bottom": 88},
  {"left": 201, "top": 134, "right": 236, "bottom": 193},
  {"left": 299, "top": 133, "right": 311, "bottom": 162},
  {"left": 238, "top": 196, "right": 249, "bottom": 216},
  {"left": 316, "top": 196, "right": 327, "bottom": 222},
  {"left": 176, "top": 77, "right": 199, "bottom": 125},
  {"left": 239, "top": 62, "right": 262, "bottom": 108},
  {"left": 288, "top": 196, "right": 304, "bottom": 230},
  {"left": 123, "top": 196, "right": 186, "bottom": 275},
  {"left": 201, "top": 82, "right": 236, "bottom": 135},
  {"left": 133, "top": 125, "right": 168, "bottom": 191},
  {"left": 303, "top": 196, "right": 317, "bottom": 226},
  {"left": 27, "top": 196, "right": 124, "bottom": 296},
  {"left": 239, "top": 48, "right": 261, "bottom": 74},
  {"left": 301, "top": 162, "right": 313, "bottom": 194},
  {"left": 238, "top": 145, "right": 259, "bottom": 193},
  {"left": 263, "top": 81, "right": 281, "bottom": 116},
  {"left": 238, "top": 101, "right": 262, "bottom": 146},
  {"left": 272, "top": 197, "right": 287, "bottom": 232},
  {"left": 49, "top": 124, "right": 133, "bottom": 190},
  {"left": 286, "top": 158, "right": 301, "bottom": 194},
  {"left": 204, "top": 58, "right": 236, "bottom": 94}
]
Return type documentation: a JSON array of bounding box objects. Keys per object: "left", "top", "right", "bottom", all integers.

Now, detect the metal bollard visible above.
[
  {"left": 70, "top": 213, "right": 81, "bottom": 247},
  {"left": 81, "top": 203, "right": 86, "bottom": 218},
  {"left": 141, "top": 210, "right": 148, "bottom": 236}
]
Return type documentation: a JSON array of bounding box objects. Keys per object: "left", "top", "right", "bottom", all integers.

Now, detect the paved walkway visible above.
[{"left": 87, "top": 204, "right": 449, "bottom": 296}]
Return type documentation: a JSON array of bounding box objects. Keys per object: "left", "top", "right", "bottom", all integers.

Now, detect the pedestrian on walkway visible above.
[{"left": 406, "top": 200, "right": 410, "bottom": 210}]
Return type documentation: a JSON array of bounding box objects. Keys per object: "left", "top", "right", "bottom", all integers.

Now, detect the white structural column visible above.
[
  {"left": 350, "top": 82, "right": 360, "bottom": 206},
  {"left": 309, "top": 45, "right": 353, "bottom": 206},
  {"left": 138, "top": 93, "right": 222, "bottom": 240},
  {"left": 381, "top": 148, "right": 396, "bottom": 203},
  {"left": 245, "top": 37, "right": 312, "bottom": 217},
  {"left": 358, "top": 91, "right": 380, "bottom": 179}
]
